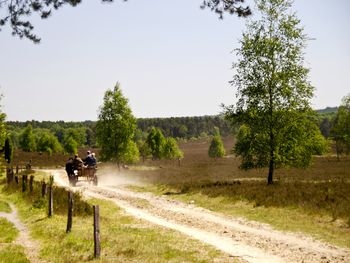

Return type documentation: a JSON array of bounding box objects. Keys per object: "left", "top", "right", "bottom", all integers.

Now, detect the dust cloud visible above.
[{"left": 97, "top": 165, "right": 145, "bottom": 188}]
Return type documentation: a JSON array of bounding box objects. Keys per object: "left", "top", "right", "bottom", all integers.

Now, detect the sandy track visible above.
[
  {"left": 49, "top": 169, "right": 350, "bottom": 263},
  {"left": 0, "top": 203, "right": 45, "bottom": 263}
]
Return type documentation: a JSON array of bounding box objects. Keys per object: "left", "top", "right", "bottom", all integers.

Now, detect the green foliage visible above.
[
  {"left": 0, "top": 200, "right": 11, "bottom": 212},
  {"left": 138, "top": 115, "right": 231, "bottom": 139},
  {"left": 85, "top": 127, "right": 96, "bottom": 147},
  {"left": 0, "top": 244, "right": 29, "bottom": 263},
  {"left": 208, "top": 135, "right": 225, "bottom": 158},
  {"left": 226, "top": 0, "right": 326, "bottom": 183},
  {"left": 6, "top": 115, "right": 233, "bottom": 143},
  {"left": 4, "top": 137, "right": 13, "bottom": 163},
  {"left": 0, "top": 218, "right": 19, "bottom": 243},
  {"left": 163, "top": 138, "right": 184, "bottom": 160},
  {"left": 331, "top": 94, "right": 350, "bottom": 156},
  {"left": 0, "top": 104, "right": 6, "bottom": 156},
  {"left": 63, "top": 136, "right": 78, "bottom": 155},
  {"left": 137, "top": 140, "right": 151, "bottom": 161},
  {"left": 319, "top": 118, "right": 332, "bottom": 138},
  {"left": 120, "top": 140, "right": 140, "bottom": 164},
  {"left": 7, "top": 131, "right": 19, "bottom": 149},
  {"left": 37, "top": 131, "right": 62, "bottom": 155},
  {"left": 146, "top": 127, "right": 166, "bottom": 160},
  {"left": 96, "top": 83, "right": 137, "bottom": 164},
  {"left": 19, "top": 124, "right": 36, "bottom": 152},
  {"left": 63, "top": 128, "right": 86, "bottom": 147}
]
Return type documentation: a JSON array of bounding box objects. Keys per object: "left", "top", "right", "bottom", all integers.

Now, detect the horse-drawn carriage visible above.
[{"left": 69, "top": 165, "right": 98, "bottom": 186}]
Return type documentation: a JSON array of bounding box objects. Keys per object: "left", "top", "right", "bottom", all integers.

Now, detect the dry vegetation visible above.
[
  {"left": 10, "top": 136, "right": 350, "bottom": 247},
  {"left": 122, "top": 136, "right": 350, "bottom": 243},
  {"left": 11, "top": 136, "right": 350, "bottom": 224}
]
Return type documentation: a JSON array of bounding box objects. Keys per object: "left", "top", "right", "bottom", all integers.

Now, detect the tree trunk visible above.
[
  {"left": 267, "top": 158, "right": 274, "bottom": 185},
  {"left": 335, "top": 140, "right": 340, "bottom": 161}
]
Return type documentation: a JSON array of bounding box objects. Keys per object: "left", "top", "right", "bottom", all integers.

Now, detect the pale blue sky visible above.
[{"left": 0, "top": 0, "right": 349, "bottom": 121}]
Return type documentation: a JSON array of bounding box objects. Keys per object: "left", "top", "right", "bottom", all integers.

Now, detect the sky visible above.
[{"left": 0, "top": 0, "right": 349, "bottom": 121}]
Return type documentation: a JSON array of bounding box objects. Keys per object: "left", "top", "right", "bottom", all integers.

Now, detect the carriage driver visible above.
[
  {"left": 65, "top": 157, "right": 74, "bottom": 179},
  {"left": 73, "top": 154, "right": 84, "bottom": 170}
]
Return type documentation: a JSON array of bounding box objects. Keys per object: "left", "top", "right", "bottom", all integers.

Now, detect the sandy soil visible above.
[
  {"left": 49, "top": 169, "right": 350, "bottom": 263},
  {"left": 0, "top": 203, "right": 45, "bottom": 263}
]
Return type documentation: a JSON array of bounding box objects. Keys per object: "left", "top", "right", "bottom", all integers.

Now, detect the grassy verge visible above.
[
  {"left": 0, "top": 210, "right": 29, "bottom": 263},
  {"left": 130, "top": 183, "right": 350, "bottom": 249},
  {"left": 0, "top": 218, "right": 19, "bottom": 243},
  {"left": 0, "top": 175, "right": 236, "bottom": 263},
  {"left": 0, "top": 200, "right": 11, "bottom": 213},
  {"left": 0, "top": 245, "right": 29, "bottom": 263}
]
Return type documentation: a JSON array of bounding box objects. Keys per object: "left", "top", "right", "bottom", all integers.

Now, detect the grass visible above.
[
  {"left": 0, "top": 245, "right": 29, "bottom": 263},
  {"left": 0, "top": 175, "right": 235, "bottom": 263},
  {"left": 0, "top": 218, "right": 19, "bottom": 243},
  {"left": 0, "top": 200, "right": 11, "bottom": 213},
  {"left": 0, "top": 215, "right": 28, "bottom": 263}
]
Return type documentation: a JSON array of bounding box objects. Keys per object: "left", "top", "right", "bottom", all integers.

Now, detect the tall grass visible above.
[
  {"left": 3, "top": 175, "right": 92, "bottom": 217},
  {"left": 0, "top": 218, "right": 19, "bottom": 243}
]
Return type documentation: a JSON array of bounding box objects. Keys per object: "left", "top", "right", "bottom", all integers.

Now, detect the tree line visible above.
[
  {"left": 5, "top": 115, "right": 233, "bottom": 152},
  {"left": 4, "top": 107, "right": 342, "bottom": 150}
]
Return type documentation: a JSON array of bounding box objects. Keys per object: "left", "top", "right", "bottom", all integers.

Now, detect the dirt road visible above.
[{"left": 50, "top": 169, "right": 350, "bottom": 263}]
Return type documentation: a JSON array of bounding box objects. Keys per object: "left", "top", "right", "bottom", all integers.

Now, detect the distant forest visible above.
[
  {"left": 5, "top": 108, "right": 338, "bottom": 150},
  {"left": 7, "top": 115, "right": 232, "bottom": 140}
]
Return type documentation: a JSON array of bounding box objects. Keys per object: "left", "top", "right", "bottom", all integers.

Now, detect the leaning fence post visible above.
[
  {"left": 66, "top": 191, "right": 73, "bottom": 233},
  {"left": 29, "top": 175, "right": 34, "bottom": 193},
  {"left": 93, "top": 205, "right": 100, "bottom": 258},
  {"left": 22, "top": 175, "right": 28, "bottom": 192},
  {"left": 48, "top": 176, "right": 54, "bottom": 217}
]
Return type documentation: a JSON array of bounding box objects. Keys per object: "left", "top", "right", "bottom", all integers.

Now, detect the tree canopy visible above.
[
  {"left": 37, "top": 131, "right": 62, "bottom": 155},
  {"left": 19, "top": 124, "right": 36, "bottom": 152},
  {"left": 96, "top": 83, "right": 139, "bottom": 165},
  {"left": 0, "top": 0, "right": 250, "bottom": 43},
  {"left": 225, "top": 0, "right": 326, "bottom": 184},
  {"left": 0, "top": 97, "right": 7, "bottom": 163},
  {"left": 146, "top": 127, "right": 166, "bottom": 160},
  {"left": 208, "top": 135, "right": 225, "bottom": 159},
  {"left": 163, "top": 137, "right": 183, "bottom": 160},
  {"left": 331, "top": 94, "right": 350, "bottom": 157}
]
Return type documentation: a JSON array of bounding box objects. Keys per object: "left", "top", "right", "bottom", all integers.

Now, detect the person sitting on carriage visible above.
[
  {"left": 84, "top": 150, "right": 95, "bottom": 167},
  {"left": 65, "top": 157, "right": 74, "bottom": 179},
  {"left": 91, "top": 153, "right": 97, "bottom": 166},
  {"left": 73, "top": 154, "right": 84, "bottom": 170}
]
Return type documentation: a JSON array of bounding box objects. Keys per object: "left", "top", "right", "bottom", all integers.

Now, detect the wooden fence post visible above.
[
  {"left": 93, "top": 205, "right": 100, "bottom": 258},
  {"left": 22, "top": 175, "right": 28, "bottom": 192},
  {"left": 66, "top": 191, "right": 73, "bottom": 233},
  {"left": 6, "top": 167, "right": 14, "bottom": 184},
  {"left": 15, "top": 175, "right": 19, "bottom": 185},
  {"left": 48, "top": 181, "right": 53, "bottom": 217},
  {"left": 16, "top": 165, "right": 19, "bottom": 175},
  {"left": 42, "top": 181, "right": 47, "bottom": 197},
  {"left": 29, "top": 175, "right": 34, "bottom": 193}
]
